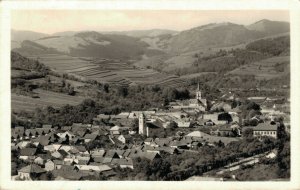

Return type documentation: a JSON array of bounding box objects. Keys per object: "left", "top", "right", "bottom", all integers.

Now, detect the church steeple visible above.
[{"left": 196, "top": 83, "right": 201, "bottom": 100}]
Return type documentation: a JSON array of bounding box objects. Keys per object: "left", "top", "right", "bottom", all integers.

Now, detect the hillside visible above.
[
  {"left": 12, "top": 31, "right": 161, "bottom": 60},
  {"left": 13, "top": 40, "right": 62, "bottom": 56},
  {"left": 11, "top": 19, "right": 290, "bottom": 90},
  {"left": 103, "top": 29, "right": 178, "bottom": 38},
  {"left": 11, "top": 30, "right": 49, "bottom": 43},
  {"left": 167, "top": 22, "right": 263, "bottom": 53},
  {"left": 246, "top": 19, "right": 290, "bottom": 36}
]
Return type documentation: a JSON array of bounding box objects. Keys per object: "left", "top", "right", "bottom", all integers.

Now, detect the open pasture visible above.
[{"left": 11, "top": 89, "right": 85, "bottom": 112}]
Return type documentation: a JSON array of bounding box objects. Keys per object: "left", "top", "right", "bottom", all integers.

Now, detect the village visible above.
[{"left": 11, "top": 84, "right": 290, "bottom": 181}]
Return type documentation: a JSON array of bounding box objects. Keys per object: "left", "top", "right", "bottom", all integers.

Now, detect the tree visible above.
[
  {"left": 61, "top": 79, "right": 66, "bottom": 88},
  {"left": 243, "top": 128, "right": 253, "bottom": 138},
  {"left": 169, "top": 121, "right": 178, "bottom": 131},
  {"left": 68, "top": 86, "right": 75, "bottom": 96},
  {"left": 103, "top": 83, "right": 109, "bottom": 93},
  {"left": 130, "top": 118, "right": 139, "bottom": 132},
  {"left": 117, "top": 86, "right": 128, "bottom": 97}
]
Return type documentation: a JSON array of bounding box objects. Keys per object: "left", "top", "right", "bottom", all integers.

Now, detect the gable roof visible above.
[
  {"left": 18, "top": 164, "right": 45, "bottom": 174},
  {"left": 93, "top": 157, "right": 112, "bottom": 163},
  {"left": 140, "top": 152, "right": 161, "bottom": 161},
  {"left": 35, "top": 135, "right": 51, "bottom": 146},
  {"left": 105, "top": 150, "right": 120, "bottom": 158},
  {"left": 42, "top": 124, "right": 52, "bottom": 128},
  {"left": 110, "top": 126, "right": 120, "bottom": 131},
  {"left": 20, "top": 148, "right": 37, "bottom": 156},
  {"left": 111, "top": 158, "right": 133, "bottom": 166},
  {"left": 83, "top": 134, "right": 98, "bottom": 140},
  {"left": 91, "top": 149, "right": 106, "bottom": 157},
  {"left": 254, "top": 123, "right": 278, "bottom": 131}
]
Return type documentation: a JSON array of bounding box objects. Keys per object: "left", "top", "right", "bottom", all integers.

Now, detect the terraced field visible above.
[
  {"left": 27, "top": 54, "right": 187, "bottom": 87},
  {"left": 226, "top": 56, "right": 289, "bottom": 80},
  {"left": 11, "top": 89, "right": 85, "bottom": 112}
]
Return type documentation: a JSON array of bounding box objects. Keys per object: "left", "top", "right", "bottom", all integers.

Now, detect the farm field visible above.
[
  {"left": 226, "top": 56, "right": 289, "bottom": 80},
  {"left": 11, "top": 89, "right": 85, "bottom": 112},
  {"left": 26, "top": 54, "right": 97, "bottom": 72},
  {"left": 27, "top": 54, "right": 187, "bottom": 87},
  {"left": 179, "top": 72, "right": 217, "bottom": 79}
]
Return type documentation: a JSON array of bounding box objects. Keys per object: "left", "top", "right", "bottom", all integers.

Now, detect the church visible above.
[{"left": 169, "top": 83, "right": 207, "bottom": 112}]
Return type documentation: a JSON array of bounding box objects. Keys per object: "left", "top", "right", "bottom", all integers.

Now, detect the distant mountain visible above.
[
  {"left": 13, "top": 31, "right": 160, "bottom": 59},
  {"left": 11, "top": 30, "right": 49, "bottom": 43},
  {"left": 13, "top": 40, "right": 62, "bottom": 56},
  {"left": 246, "top": 19, "right": 290, "bottom": 36},
  {"left": 11, "top": 19, "right": 290, "bottom": 60},
  {"left": 102, "top": 29, "right": 178, "bottom": 38},
  {"left": 168, "top": 22, "right": 263, "bottom": 53}
]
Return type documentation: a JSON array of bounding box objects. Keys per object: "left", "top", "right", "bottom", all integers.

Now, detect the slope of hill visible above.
[
  {"left": 13, "top": 31, "right": 161, "bottom": 60},
  {"left": 103, "top": 29, "right": 178, "bottom": 38},
  {"left": 13, "top": 40, "right": 62, "bottom": 56},
  {"left": 246, "top": 19, "right": 290, "bottom": 36},
  {"left": 11, "top": 30, "right": 49, "bottom": 42},
  {"left": 167, "top": 22, "right": 264, "bottom": 53}
]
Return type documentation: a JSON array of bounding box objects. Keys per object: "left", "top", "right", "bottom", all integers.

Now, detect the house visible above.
[
  {"left": 105, "top": 150, "right": 120, "bottom": 159},
  {"left": 19, "top": 148, "right": 37, "bottom": 161},
  {"left": 94, "top": 157, "right": 113, "bottom": 164},
  {"left": 51, "top": 150, "right": 68, "bottom": 160},
  {"left": 100, "top": 170, "right": 117, "bottom": 178},
  {"left": 83, "top": 134, "right": 99, "bottom": 143},
  {"left": 45, "top": 160, "right": 55, "bottom": 171},
  {"left": 42, "top": 124, "right": 52, "bottom": 129},
  {"left": 44, "top": 144, "right": 62, "bottom": 152},
  {"left": 144, "top": 138, "right": 153, "bottom": 145},
  {"left": 11, "top": 133, "right": 21, "bottom": 142},
  {"left": 16, "top": 141, "right": 31, "bottom": 149},
  {"left": 76, "top": 156, "right": 91, "bottom": 165},
  {"left": 158, "top": 147, "right": 178, "bottom": 154},
  {"left": 142, "top": 145, "right": 160, "bottom": 154},
  {"left": 253, "top": 123, "right": 278, "bottom": 139},
  {"left": 59, "top": 145, "right": 73, "bottom": 153},
  {"left": 177, "top": 121, "right": 191, "bottom": 128},
  {"left": 53, "top": 160, "right": 64, "bottom": 169},
  {"left": 111, "top": 158, "right": 134, "bottom": 169},
  {"left": 75, "top": 164, "right": 112, "bottom": 172},
  {"left": 14, "top": 126, "right": 25, "bottom": 136},
  {"left": 18, "top": 164, "right": 45, "bottom": 180},
  {"left": 169, "top": 141, "right": 189, "bottom": 149},
  {"left": 110, "top": 125, "right": 120, "bottom": 135},
  {"left": 117, "top": 135, "right": 131, "bottom": 144},
  {"left": 154, "top": 138, "right": 171, "bottom": 147},
  {"left": 53, "top": 165, "right": 82, "bottom": 180},
  {"left": 91, "top": 149, "right": 106, "bottom": 158},
  {"left": 34, "top": 156, "right": 45, "bottom": 166},
  {"left": 33, "top": 135, "right": 50, "bottom": 146},
  {"left": 140, "top": 152, "right": 161, "bottom": 161},
  {"left": 57, "top": 131, "right": 75, "bottom": 140}
]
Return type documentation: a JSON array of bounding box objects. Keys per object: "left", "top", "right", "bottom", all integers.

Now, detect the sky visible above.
[{"left": 11, "top": 10, "right": 289, "bottom": 34}]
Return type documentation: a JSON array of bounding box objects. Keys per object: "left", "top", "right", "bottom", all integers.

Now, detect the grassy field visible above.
[
  {"left": 11, "top": 89, "right": 85, "bottom": 112},
  {"left": 226, "top": 56, "right": 289, "bottom": 80}
]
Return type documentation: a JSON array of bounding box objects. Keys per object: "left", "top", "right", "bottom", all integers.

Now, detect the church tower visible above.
[
  {"left": 139, "top": 113, "right": 146, "bottom": 135},
  {"left": 196, "top": 83, "right": 202, "bottom": 100}
]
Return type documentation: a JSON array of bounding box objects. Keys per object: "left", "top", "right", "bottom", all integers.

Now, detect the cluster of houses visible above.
[
  {"left": 11, "top": 85, "right": 289, "bottom": 180},
  {"left": 11, "top": 121, "right": 241, "bottom": 181}
]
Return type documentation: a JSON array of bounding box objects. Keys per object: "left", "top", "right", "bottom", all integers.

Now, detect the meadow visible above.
[{"left": 11, "top": 89, "right": 85, "bottom": 112}]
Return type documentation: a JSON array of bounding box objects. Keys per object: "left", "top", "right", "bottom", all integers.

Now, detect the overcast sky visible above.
[{"left": 11, "top": 10, "right": 289, "bottom": 34}]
